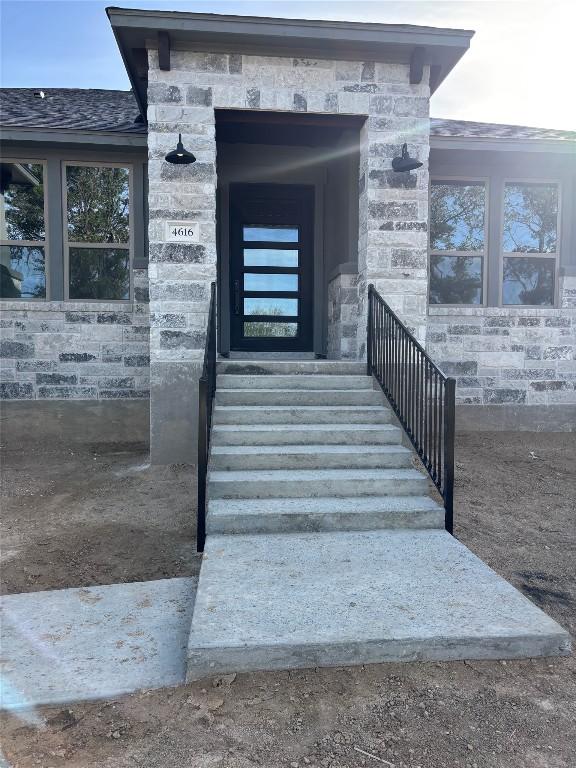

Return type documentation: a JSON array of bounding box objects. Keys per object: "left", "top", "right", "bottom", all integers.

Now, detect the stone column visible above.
[
  {"left": 147, "top": 52, "right": 218, "bottom": 463},
  {"left": 356, "top": 74, "right": 431, "bottom": 358}
]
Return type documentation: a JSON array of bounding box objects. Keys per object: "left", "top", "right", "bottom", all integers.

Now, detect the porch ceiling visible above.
[{"left": 215, "top": 109, "right": 365, "bottom": 147}]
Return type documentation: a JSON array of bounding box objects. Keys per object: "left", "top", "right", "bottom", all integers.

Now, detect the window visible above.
[
  {"left": 502, "top": 182, "right": 559, "bottom": 306},
  {"left": 64, "top": 163, "right": 131, "bottom": 300},
  {"left": 0, "top": 160, "right": 47, "bottom": 299},
  {"left": 429, "top": 179, "right": 486, "bottom": 305}
]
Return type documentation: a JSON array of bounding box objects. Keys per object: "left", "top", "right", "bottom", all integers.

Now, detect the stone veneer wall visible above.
[
  {"left": 327, "top": 272, "right": 360, "bottom": 360},
  {"left": 426, "top": 276, "right": 576, "bottom": 407},
  {"left": 146, "top": 49, "right": 430, "bottom": 461},
  {"left": 0, "top": 269, "right": 150, "bottom": 400}
]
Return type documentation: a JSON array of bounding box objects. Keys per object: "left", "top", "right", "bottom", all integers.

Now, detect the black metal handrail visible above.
[
  {"left": 197, "top": 281, "right": 217, "bottom": 552},
  {"left": 367, "top": 285, "right": 456, "bottom": 533}
]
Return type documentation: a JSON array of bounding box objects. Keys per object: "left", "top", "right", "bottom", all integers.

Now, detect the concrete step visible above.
[
  {"left": 211, "top": 423, "right": 402, "bottom": 446},
  {"left": 208, "top": 467, "right": 428, "bottom": 499},
  {"left": 207, "top": 495, "right": 445, "bottom": 534},
  {"left": 217, "top": 374, "right": 374, "bottom": 390},
  {"left": 213, "top": 405, "right": 393, "bottom": 425},
  {"left": 217, "top": 360, "right": 366, "bottom": 376},
  {"left": 186, "top": 530, "right": 571, "bottom": 680},
  {"left": 210, "top": 444, "right": 413, "bottom": 471},
  {"left": 215, "top": 388, "right": 384, "bottom": 406}
]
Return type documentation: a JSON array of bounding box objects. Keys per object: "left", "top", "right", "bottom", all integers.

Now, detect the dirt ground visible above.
[{"left": 1, "top": 419, "right": 575, "bottom": 768}]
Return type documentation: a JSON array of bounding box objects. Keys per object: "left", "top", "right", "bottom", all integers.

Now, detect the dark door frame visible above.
[{"left": 228, "top": 182, "right": 315, "bottom": 353}]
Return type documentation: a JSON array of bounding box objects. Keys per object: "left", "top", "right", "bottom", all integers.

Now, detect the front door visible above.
[{"left": 229, "top": 183, "right": 314, "bottom": 352}]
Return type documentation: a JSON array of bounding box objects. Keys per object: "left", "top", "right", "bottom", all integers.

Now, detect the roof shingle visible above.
[
  {"left": 1, "top": 88, "right": 574, "bottom": 143},
  {"left": 0, "top": 88, "right": 145, "bottom": 134},
  {"left": 430, "top": 117, "right": 576, "bottom": 142}
]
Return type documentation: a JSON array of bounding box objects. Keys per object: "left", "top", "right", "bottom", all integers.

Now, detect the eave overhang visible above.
[
  {"left": 0, "top": 126, "right": 147, "bottom": 149},
  {"left": 106, "top": 7, "right": 474, "bottom": 123},
  {"left": 431, "top": 134, "right": 576, "bottom": 155}
]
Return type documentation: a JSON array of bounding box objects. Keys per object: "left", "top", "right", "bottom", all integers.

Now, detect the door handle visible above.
[{"left": 234, "top": 280, "right": 241, "bottom": 315}]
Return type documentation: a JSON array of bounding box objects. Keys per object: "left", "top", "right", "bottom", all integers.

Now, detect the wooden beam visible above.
[
  {"left": 158, "top": 31, "right": 171, "bottom": 71},
  {"left": 409, "top": 46, "right": 426, "bottom": 84},
  {"left": 429, "top": 64, "right": 442, "bottom": 92}
]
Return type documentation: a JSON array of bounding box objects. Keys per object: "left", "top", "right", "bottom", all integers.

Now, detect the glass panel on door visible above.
[
  {"left": 243, "top": 249, "right": 299, "bottom": 267},
  {"left": 241, "top": 224, "right": 300, "bottom": 339},
  {"left": 230, "top": 184, "right": 314, "bottom": 351}
]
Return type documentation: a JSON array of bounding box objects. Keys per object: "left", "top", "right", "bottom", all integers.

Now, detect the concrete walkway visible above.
[
  {"left": 187, "top": 530, "right": 571, "bottom": 679},
  {"left": 1, "top": 578, "right": 195, "bottom": 710}
]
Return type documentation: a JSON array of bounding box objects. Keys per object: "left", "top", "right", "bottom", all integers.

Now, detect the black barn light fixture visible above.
[
  {"left": 165, "top": 133, "right": 197, "bottom": 165},
  {"left": 392, "top": 143, "right": 423, "bottom": 173}
]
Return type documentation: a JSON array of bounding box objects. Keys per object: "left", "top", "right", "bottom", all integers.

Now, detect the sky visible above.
[{"left": 1, "top": 0, "right": 575, "bottom": 130}]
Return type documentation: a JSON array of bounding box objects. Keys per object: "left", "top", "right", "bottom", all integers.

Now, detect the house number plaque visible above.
[{"left": 166, "top": 220, "right": 200, "bottom": 243}]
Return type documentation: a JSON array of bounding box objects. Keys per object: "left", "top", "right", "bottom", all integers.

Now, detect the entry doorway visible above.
[{"left": 229, "top": 183, "right": 314, "bottom": 352}]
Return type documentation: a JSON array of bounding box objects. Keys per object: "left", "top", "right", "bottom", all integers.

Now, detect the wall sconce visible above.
[
  {"left": 165, "top": 133, "right": 197, "bottom": 165},
  {"left": 391, "top": 143, "right": 422, "bottom": 172}
]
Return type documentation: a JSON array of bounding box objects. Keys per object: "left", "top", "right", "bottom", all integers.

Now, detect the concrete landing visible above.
[
  {"left": 1, "top": 578, "right": 194, "bottom": 709},
  {"left": 186, "top": 531, "right": 570, "bottom": 680}
]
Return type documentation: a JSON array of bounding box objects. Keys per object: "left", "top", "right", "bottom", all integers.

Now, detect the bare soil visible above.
[{"left": 1, "top": 427, "right": 575, "bottom": 768}]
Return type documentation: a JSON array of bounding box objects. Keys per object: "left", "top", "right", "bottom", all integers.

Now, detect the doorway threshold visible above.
[{"left": 221, "top": 352, "right": 317, "bottom": 360}]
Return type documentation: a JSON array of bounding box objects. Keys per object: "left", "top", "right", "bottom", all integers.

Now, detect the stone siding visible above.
[
  {"left": 327, "top": 272, "right": 360, "bottom": 360},
  {"left": 147, "top": 49, "right": 430, "bottom": 461},
  {"left": 426, "top": 276, "right": 576, "bottom": 406},
  {"left": 0, "top": 269, "right": 150, "bottom": 400}
]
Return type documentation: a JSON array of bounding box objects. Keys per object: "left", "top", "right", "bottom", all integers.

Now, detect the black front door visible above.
[{"left": 229, "top": 183, "right": 314, "bottom": 352}]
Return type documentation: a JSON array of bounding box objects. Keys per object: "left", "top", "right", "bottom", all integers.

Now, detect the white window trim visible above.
[
  {"left": 0, "top": 158, "right": 49, "bottom": 301},
  {"left": 499, "top": 178, "right": 562, "bottom": 308},
  {"left": 62, "top": 160, "right": 134, "bottom": 302},
  {"left": 428, "top": 175, "right": 489, "bottom": 308}
]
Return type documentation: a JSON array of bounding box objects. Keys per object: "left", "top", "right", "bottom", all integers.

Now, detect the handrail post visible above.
[
  {"left": 443, "top": 377, "right": 456, "bottom": 535},
  {"left": 197, "top": 375, "right": 208, "bottom": 553},
  {"left": 366, "top": 284, "right": 374, "bottom": 376},
  {"left": 196, "top": 281, "right": 216, "bottom": 554}
]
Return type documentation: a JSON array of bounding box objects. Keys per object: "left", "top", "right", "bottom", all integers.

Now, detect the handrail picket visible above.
[{"left": 366, "top": 285, "right": 456, "bottom": 533}]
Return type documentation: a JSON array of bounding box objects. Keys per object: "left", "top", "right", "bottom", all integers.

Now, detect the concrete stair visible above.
[{"left": 187, "top": 359, "right": 571, "bottom": 680}]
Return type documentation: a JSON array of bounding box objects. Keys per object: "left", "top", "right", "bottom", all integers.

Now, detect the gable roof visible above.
[
  {"left": 0, "top": 88, "right": 145, "bottom": 134},
  {"left": 107, "top": 7, "right": 474, "bottom": 115}
]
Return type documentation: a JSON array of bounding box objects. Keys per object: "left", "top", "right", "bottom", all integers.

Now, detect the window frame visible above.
[
  {"left": 428, "top": 175, "right": 489, "bottom": 308},
  {"left": 499, "top": 177, "right": 561, "bottom": 308},
  {"left": 62, "top": 160, "right": 134, "bottom": 303},
  {"left": 0, "top": 157, "right": 49, "bottom": 301}
]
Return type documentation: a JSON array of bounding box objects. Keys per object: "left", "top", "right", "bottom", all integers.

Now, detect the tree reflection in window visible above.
[
  {"left": 430, "top": 181, "right": 485, "bottom": 251},
  {"left": 430, "top": 255, "right": 482, "bottom": 305},
  {"left": 429, "top": 180, "right": 485, "bottom": 305},
  {"left": 503, "top": 257, "right": 555, "bottom": 306},
  {"left": 503, "top": 183, "right": 558, "bottom": 253},
  {"left": 65, "top": 165, "right": 130, "bottom": 300},
  {"left": 67, "top": 166, "right": 129, "bottom": 243},
  {"left": 0, "top": 162, "right": 46, "bottom": 298}
]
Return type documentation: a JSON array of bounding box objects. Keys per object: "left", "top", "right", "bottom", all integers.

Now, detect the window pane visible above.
[
  {"left": 503, "top": 183, "right": 558, "bottom": 253},
  {"left": 244, "top": 298, "right": 298, "bottom": 316},
  {"left": 69, "top": 247, "right": 130, "bottom": 300},
  {"left": 502, "top": 257, "right": 555, "bottom": 306},
  {"left": 244, "top": 322, "right": 298, "bottom": 338},
  {"left": 67, "top": 165, "right": 130, "bottom": 243},
  {"left": 430, "top": 181, "right": 485, "bottom": 251},
  {"left": 0, "top": 245, "right": 45, "bottom": 298},
  {"left": 244, "top": 273, "right": 298, "bottom": 292},
  {"left": 244, "top": 249, "right": 299, "bottom": 267},
  {"left": 430, "top": 255, "right": 483, "bottom": 305},
  {"left": 243, "top": 226, "right": 298, "bottom": 242},
  {"left": 1, "top": 162, "right": 45, "bottom": 240}
]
